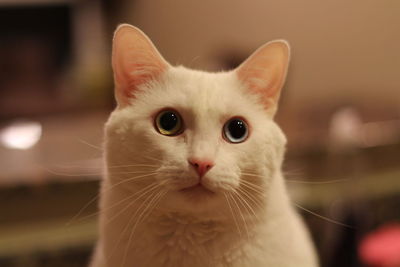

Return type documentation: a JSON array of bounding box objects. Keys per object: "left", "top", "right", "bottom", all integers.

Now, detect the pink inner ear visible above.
[
  {"left": 121, "top": 60, "right": 167, "bottom": 99},
  {"left": 238, "top": 65, "right": 281, "bottom": 109},
  {"left": 112, "top": 25, "right": 168, "bottom": 105},
  {"left": 236, "top": 42, "right": 289, "bottom": 110}
]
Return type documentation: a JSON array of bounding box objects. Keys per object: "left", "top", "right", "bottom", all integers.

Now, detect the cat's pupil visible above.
[
  {"left": 228, "top": 119, "right": 246, "bottom": 139},
  {"left": 160, "top": 112, "right": 178, "bottom": 130}
]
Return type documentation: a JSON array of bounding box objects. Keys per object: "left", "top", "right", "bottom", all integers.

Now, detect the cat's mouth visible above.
[{"left": 180, "top": 183, "right": 215, "bottom": 195}]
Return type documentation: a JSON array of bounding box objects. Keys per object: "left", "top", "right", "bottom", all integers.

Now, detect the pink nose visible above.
[{"left": 188, "top": 158, "right": 214, "bottom": 177}]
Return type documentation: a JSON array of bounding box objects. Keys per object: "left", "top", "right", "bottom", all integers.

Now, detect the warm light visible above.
[
  {"left": 329, "top": 107, "right": 362, "bottom": 147},
  {"left": 0, "top": 121, "right": 42, "bottom": 150}
]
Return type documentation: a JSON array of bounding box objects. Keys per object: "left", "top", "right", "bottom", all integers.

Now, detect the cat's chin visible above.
[
  {"left": 180, "top": 183, "right": 215, "bottom": 195},
  {"left": 176, "top": 183, "right": 217, "bottom": 203}
]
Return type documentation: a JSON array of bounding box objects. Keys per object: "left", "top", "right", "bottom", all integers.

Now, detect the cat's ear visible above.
[
  {"left": 112, "top": 24, "right": 169, "bottom": 107},
  {"left": 235, "top": 40, "right": 290, "bottom": 116}
]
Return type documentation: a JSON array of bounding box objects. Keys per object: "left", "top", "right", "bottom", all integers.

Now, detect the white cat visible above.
[{"left": 90, "top": 24, "right": 318, "bottom": 267}]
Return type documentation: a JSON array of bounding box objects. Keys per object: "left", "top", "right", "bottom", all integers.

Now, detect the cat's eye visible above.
[
  {"left": 155, "top": 110, "right": 183, "bottom": 136},
  {"left": 223, "top": 118, "right": 249, "bottom": 143}
]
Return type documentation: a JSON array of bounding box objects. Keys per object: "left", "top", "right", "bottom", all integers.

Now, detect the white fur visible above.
[{"left": 90, "top": 65, "right": 318, "bottom": 267}]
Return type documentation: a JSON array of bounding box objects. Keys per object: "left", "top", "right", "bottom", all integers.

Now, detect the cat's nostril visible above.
[{"left": 188, "top": 158, "right": 214, "bottom": 177}]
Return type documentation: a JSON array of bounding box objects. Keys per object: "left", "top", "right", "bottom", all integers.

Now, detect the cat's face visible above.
[{"left": 105, "top": 25, "right": 289, "bottom": 214}]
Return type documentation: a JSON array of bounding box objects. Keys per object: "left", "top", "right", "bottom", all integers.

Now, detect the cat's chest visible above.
[
  {"left": 145, "top": 214, "right": 226, "bottom": 252},
  {"left": 134, "top": 214, "right": 249, "bottom": 267}
]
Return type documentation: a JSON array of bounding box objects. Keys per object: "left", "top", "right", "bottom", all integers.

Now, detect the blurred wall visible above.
[{"left": 115, "top": 0, "right": 400, "bottom": 115}]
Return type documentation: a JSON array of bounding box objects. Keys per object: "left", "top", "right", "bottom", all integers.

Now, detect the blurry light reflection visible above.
[
  {"left": 0, "top": 120, "right": 42, "bottom": 150},
  {"left": 329, "top": 107, "right": 363, "bottom": 148},
  {"left": 329, "top": 107, "right": 400, "bottom": 149}
]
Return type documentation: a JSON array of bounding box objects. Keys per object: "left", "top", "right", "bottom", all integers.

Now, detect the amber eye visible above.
[
  {"left": 223, "top": 118, "right": 249, "bottom": 143},
  {"left": 155, "top": 110, "right": 183, "bottom": 136}
]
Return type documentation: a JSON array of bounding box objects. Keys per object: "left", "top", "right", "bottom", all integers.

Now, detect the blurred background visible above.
[{"left": 0, "top": 0, "right": 399, "bottom": 266}]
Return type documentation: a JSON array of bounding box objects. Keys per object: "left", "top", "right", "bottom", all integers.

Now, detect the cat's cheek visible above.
[
  {"left": 201, "top": 163, "right": 241, "bottom": 192},
  {"left": 206, "top": 176, "right": 240, "bottom": 193}
]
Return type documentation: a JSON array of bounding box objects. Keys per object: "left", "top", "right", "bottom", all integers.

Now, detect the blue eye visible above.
[{"left": 223, "top": 118, "right": 249, "bottom": 143}]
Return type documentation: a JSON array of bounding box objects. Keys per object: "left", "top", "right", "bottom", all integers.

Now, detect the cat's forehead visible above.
[{"left": 157, "top": 67, "right": 257, "bottom": 117}]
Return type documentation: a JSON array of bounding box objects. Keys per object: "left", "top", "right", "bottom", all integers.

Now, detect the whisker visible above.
[
  {"left": 286, "top": 179, "right": 349, "bottom": 184},
  {"left": 282, "top": 167, "right": 305, "bottom": 177},
  {"left": 223, "top": 192, "right": 242, "bottom": 237},
  {"left": 121, "top": 189, "right": 167, "bottom": 267},
  {"left": 62, "top": 164, "right": 159, "bottom": 170},
  {"left": 233, "top": 188, "right": 262, "bottom": 223},
  {"left": 240, "top": 179, "right": 264, "bottom": 190},
  {"left": 42, "top": 167, "right": 102, "bottom": 177},
  {"left": 241, "top": 172, "right": 264, "bottom": 178},
  {"left": 46, "top": 169, "right": 158, "bottom": 177},
  {"left": 107, "top": 188, "right": 162, "bottom": 264},
  {"left": 66, "top": 172, "right": 158, "bottom": 226},
  {"left": 142, "top": 155, "right": 164, "bottom": 163},
  {"left": 107, "top": 170, "right": 158, "bottom": 175},
  {"left": 138, "top": 190, "right": 167, "bottom": 225},
  {"left": 105, "top": 183, "right": 161, "bottom": 225},
  {"left": 78, "top": 138, "right": 103, "bottom": 151},
  {"left": 72, "top": 192, "right": 135, "bottom": 223},
  {"left": 293, "top": 203, "right": 355, "bottom": 229},
  {"left": 107, "top": 164, "right": 160, "bottom": 169},
  {"left": 105, "top": 172, "right": 158, "bottom": 189},
  {"left": 76, "top": 182, "right": 161, "bottom": 225},
  {"left": 236, "top": 187, "right": 265, "bottom": 212},
  {"left": 242, "top": 171, "right": 350, "bottom": 185},
  {"left": 231, "top": 191, "right": 254, "bottom": 220},
  {"left": 53, "top": 159, "right": 102, "bottom": 169},
  {"left": 228, "top": 192, "right": 250, "bottom": 239},
  {"left": 188, "top": 55, "right": 201, "bottom": 68},
  {"left": 52, "top": 166, "right": 102, "bottom": 171},
  {"left": 51, "top": 162, "right": 159, "bottom": 175},
  {"left": 240, "top": 180, "right": 265, "bottom": 196}
]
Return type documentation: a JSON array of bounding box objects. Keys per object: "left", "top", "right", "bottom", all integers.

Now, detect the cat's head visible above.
[{"left": 105, "top": 24, "right": 289, "bottom": 215}]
